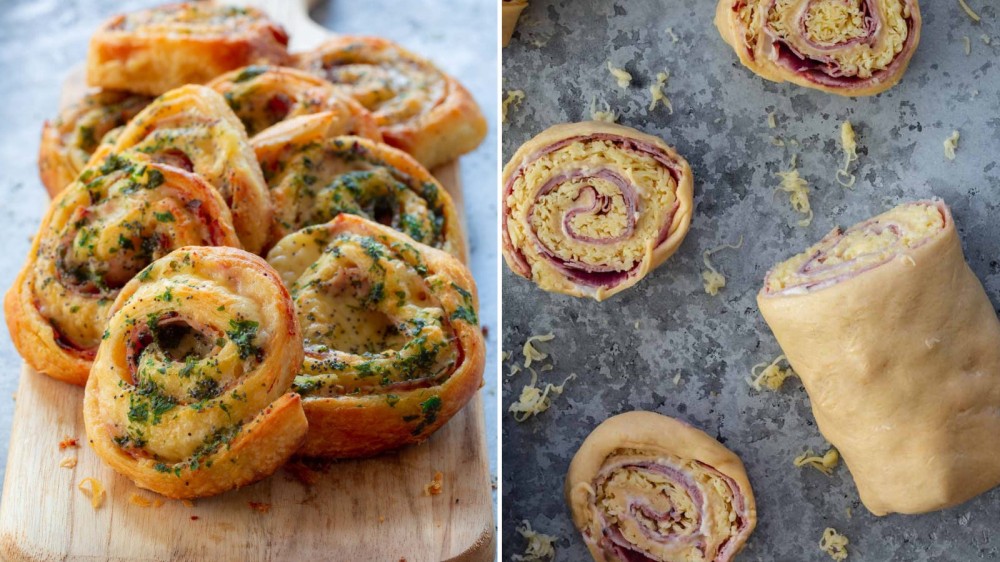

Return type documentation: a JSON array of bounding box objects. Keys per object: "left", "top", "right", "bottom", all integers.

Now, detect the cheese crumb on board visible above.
[
  {"left": 794, "top": 447, "right": 840, "bottom": 475},
  {"left": 767, "top": 112, "right": 777, "bottom": 129},
  {"left": 983, "top": 34, "right": 992, "bottom": 45},
  {"left": 503, "top": 90, "right": 526, "bottom": 123},
  {"left": 958, "top": 0, "right": 981, "bottom": 22},
  {"left": 775, "top": 155, "right": 814, "bottom": 227},
  {"left": 512, "top": 520, "right": 558, "bottom": 561},
  {"left": 509, "top": 370, "right": 576, "bottom": 421},
  {"left": 607, "top": 62, "right": 632, "bottom": 88},
  {"left": 749, "top": 355, "right": 797, "bottom": 391},
  {"left": 424, "top": 471, "right": 444, "bottom": 496},
  {"left": 702, "top": 236, "right": 744, "bottom": 296},
  {"left": 648, "top": 71, "right": 673, "bottom": 113},
  {"left": 590, "top": 97, "right": 618, "bottom": 123},
  {"left": 820, "top": 527, "right": 850, "bottom": 561},
  {"left": 837, "top": 121, "right": 859, "bottom": 188},
  {"left": 944, "top": 130, "right": 960, "bottom": 160},
  {"left": 964, "top": 35, "right": 972, "bottom": 55},
  {"left": 59, "top": 456, "right": 78, "bottom": 469},
  {"left": 665, "top": 27, "right": 679, "bottom": 42},
  {"left": 78, "top": 478, "right": 105, "bottom": 509},
  {"left": 129, "top": 493, "right": 164, "bottom": 508},
  {"left": 523, "top": 333, "right": 554, "bottom": 368}
]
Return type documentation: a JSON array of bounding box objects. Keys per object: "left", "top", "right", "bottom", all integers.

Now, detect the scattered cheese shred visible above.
[
  {"left": 509, "top": 370, "right": 576, "bottom": 422},
  {"left": 767, "top": 112, "right": 777, "bottom": 129},
  {"left": 590, "top": 97, "right": 618, "bottom": 123},
  {"left": 836, "top": 121, "right": 859, "bottom": 188},
  {"left": 820, "top": 527, "right": 850, "bottom": 561},
  {"left": 607, "top": 62, "right": 632, "bottom": 89},
  {"left": 502, "top": 351, "right": 510, "bottom": 362},
  {"left": 983, "top": 34, "right": 992, "bottom": 45},
  {"left": 503, "top": 90, "right": 526, "bottom": 123},
  {"left": 59, "top": 456, "right": 78, "bottom": 469},
  {"left": 958, "top": 0, "right": 981, "bottom": 22},
  {"left": 944, "top": 130, "right": 960, "bottom": 160},
  {"left": 665, "top": 27, "right": 679, "bottom": 42},
  {"left": 129, "top": 493, "right": 164, "bottom": 508},
  {"left": 78, "top": 477, "right": 105, "bottom": 509},
  {"left": 702, "top": 236, "right": 744, "bottom": 296},
  {"left": 771, "top": 137, "right": 786, "bottom": 147},
  {"left": 964, "top": 35, "right": 972, "bottom": 55},
  {"left": 794, "top": 447, "right": 841, "bottom": 475},
  {"left": 775, "top": 155, "right": 814, "bottom": 227},
  {"left": 523, "top": 333, "right": 554, "bottom": 368},
  {"left": 424, "top": 471, "right": 444, "bottom": 496},
  {"left": 512, "top": 520, "right": 558, "bottom": 561},
  {"left": 648, "top": 71, "right": 673, "bottom": 113},
  {"left": 673, "top": 372, "right": 682, "bottom": 385},
  {"left": 749, "top": 354, "right": 797, "bottom": 391}
]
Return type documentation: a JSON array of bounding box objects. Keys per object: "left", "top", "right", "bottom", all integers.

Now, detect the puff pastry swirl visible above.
[{"left": 266, "top": 214, "right": 485, "bottom": 458}]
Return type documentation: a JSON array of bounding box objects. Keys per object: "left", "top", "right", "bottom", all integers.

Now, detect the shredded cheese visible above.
[
  {"left": 59, "top": 456, "right": 78, "bottom": 469},
  {"left": 749, "top": 354, "right": 797, "bottom": 391},
  {"left": 673, "top": 372, "right": 682, "bottom": 385},
  {"left": 982, "top": 34, "right": 992, "bottom": 45},
  {"left": 794, "top": 447, "right": 840, "bottom": 475},
  {"left": 944, "top": 130, "right": 960, "bottom": 160},
  {"left": 78, "top": 477, "right": 105, "bottom": 509},
  {"left": 648, "top": 71, "right": 673, "bottom": 114},
  {"left": 607, "top": 62, "right": 632, "bottom": 89},
  {"left": 771, "top": 137, "right": 786, "bottom": 147},
  {"left": 503, "top": 90, "right": 526, "bottom": 123},
  {"left": 958, "top": 0, "right": 981, "bottom": 22},
  {"left": 523, "top": 333, "right": 554, "bottom": 368},
  {"left": 589, "top": 97, "right": 618, "bottom": 123},
  {"left": 702, "top": 236, "right": 744, "bottom": 296},
  {"left": 424, "top": 471, "right": 444, "bottom": 496},
  {"left": 665, "top": 27, "right": 679, "bottom": 42},
  {"left": 964, "top": 35, "right": 972, "bottom": 55},
  {"left": 129, "top": 493, "right": 164, "bottom": 508},
  {"left": 837, "top": 121, "right": 859, "bottom": 188},
  {"left": 775, "top": 155, "right": 814, "bottom": 227},
  {"left": 509, "top": 370, "right": 576, "bottom": 421},
  {"left": 502, "top": 351, "right": 510, "bottom": 362},
  {"left": 767, "top": 112, "right": 777, "bottom": 129},
  {"left": 512, "top": 520, "right": 558, "bottom": 561},
  {"left": 820, "top": 528, "right": 850, "bottom": 561}
]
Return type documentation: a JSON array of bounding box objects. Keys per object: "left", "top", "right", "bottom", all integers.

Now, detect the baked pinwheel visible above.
[
  {"left": 92, "top": 85, "right": 272, "bottom": 255},
  {"left": 252, "top": 113, "right": 464, "bottom": 257},
  {"left": 502, "top": 1, "right": 528, "bottom": 47},
  {"left": 566, "top": 411, "right": 757, "bottom": 562},
  {"left": 759, "top": 200, "right": 1000, "bottom": 515},
  {"left": 4, "top": 153, "right": 240, "bottom": 386},
  {"left": 502, "top": 121, "right": 694, "bottom": 300},
  {"left": 266, "top": 214, "right": 485, "bottom": 458},
  {"left": 84, "top": 246, "right": 306, "bottom": 499},
  {"left": 294, "top": 36, "right": 487, "bottom": 170},
  {"left": 208, "top": 65, "right": 381, "bottom": 140},
  {"left": 715, "top": 0, "right": 921, "bottom": 96},
  {"left": 87, "top": 2, "right": 290, "bottom": 96},
  {"left": 38, "top": 90, "right": 151, "bottom": 197}
]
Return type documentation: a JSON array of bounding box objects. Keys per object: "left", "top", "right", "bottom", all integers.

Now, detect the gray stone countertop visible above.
[
  {"left": 502, "top": 1, "right": 1000, "bottom": 560},
  {"left": 0, "top": 0, "right": 497, "bottom": 502}
]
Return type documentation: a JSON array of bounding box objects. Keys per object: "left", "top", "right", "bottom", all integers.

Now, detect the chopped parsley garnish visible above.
[{"left": 226, "top": 318, "right": 262, "bottom": 361}]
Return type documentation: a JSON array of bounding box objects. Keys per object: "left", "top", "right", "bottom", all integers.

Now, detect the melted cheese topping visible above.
[
  {"left": 944, "top": 130, "right": 960, "bottom": 160},
  {"left": 820, "top": 527, "right": 849, "bottom": 561},
  {"left": 512, "top": 520, "right": 558, "bottom": 561},
  {"left": 607, "top": 62, "right": 633, "bottom": 88},
  {"left": 775, "top": 155, "right": 813, "bottom": 227},
  {"left": 837, "top": 121, "right": 858, "bottom": 188},
  {"left": 794, "top": 447, "right": 840, "bottom": 475},
  {"left": 503, "top": 90, "right": 526, "bottom": 123},
  {"left": 507, "top": 139, "right": 677, "bottom": 274},
  {"left": 648, "top": 71, "right": 673, "bottom": 114},
  {"left": 749, "top": 354, "right": 796, "bottom": 391},
  {"left": 509, "top": 370, "right": 575, "bottom": 422}
]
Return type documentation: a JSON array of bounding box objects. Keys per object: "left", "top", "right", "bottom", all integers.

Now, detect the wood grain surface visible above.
[{"left": 0, "top": 1, "right": 494, "bottom": 560}]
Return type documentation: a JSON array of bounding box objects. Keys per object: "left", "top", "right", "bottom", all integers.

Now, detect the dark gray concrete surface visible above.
[
  {"left": 502, "top": 1, "right": 1000, "bottom": 560},
  {"left": 0, "top": 0, "right": 497, "bottom": 497}
]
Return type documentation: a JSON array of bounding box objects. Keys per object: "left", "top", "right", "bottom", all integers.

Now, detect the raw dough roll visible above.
[
  {"left": 566, "top": 411, "right": 757, "bottom": 562},
  {"left": 87, "top": 1, "right": 290, "bottom": 96},
  {"left": 252, "top": 113, "right": 465, "bottom": 258},
  {"left": 84, "top": 246, "right": 306, "bottom": 499},
  {"left": 294, "top": 36, "right": 487, "bottom": 170},
  {"left": 758, "top": 200, "right": 1000, "bottom": 515},
  {"left": 38, "top": 90, "right": 151, "bottom": 198},
  {"left": 502, "top": 121, "right": 694, "bottom": 301},
  {"left": 4, "top": 154, "right": 240, "bottom": 386},
  {"left": 207, "top": 65, "right": 382, "bottom": 140},
  {"left": 502, "top": 0, "right": 528, "bottom": 47},
  {"left": 91, "top": 85, "right": 272, "bottom": 254},
  {"left": 266, "top": 214, "right": 485, "bottom": 458},
  {"left": 715, "top": 0, "right": 921, "bottom": 96}
]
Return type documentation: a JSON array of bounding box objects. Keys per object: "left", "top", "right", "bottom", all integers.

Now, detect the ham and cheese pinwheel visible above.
[
  {"left": 502, "top": 122, "right": 694, "bottom": 301},
  {"left": 566, "top": 412, "right": 757, "bottom": 562},
  {"left": 716, "top": 0, "right": 922, "bottom": 96},
  {"left": 759, "top": 200, "right": 1000, "bottom": 515}
]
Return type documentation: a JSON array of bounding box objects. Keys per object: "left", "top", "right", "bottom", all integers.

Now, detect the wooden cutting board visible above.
[{"left": 0, "top": 1, "right": 495, "bottom": 561}]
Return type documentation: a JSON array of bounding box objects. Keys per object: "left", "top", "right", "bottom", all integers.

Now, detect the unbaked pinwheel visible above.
[
  {"left": 92, "top": 85, "right": 272, "bottom": 255},
  {"left": 502, "top": 1, "right": 528, "bottom": 47},
  {"left": 295, "top": 36, "right": 487, "bottom": 170},
  {"left": 84, "top": 246, "right": 306, "bottom": 499},
  {"left": 502, "top": 121, "right": 694, "bottom": 301},
  {"left": 4, "top": 153, "right": 240, "bottom": 386},
  {"left": 566, "top": 411, "right": 757, "bottom": 562},
  {"left": 759, "top": 200, "right": 1000, "bottom": 515},
  {"left": 715, "top": 0, "right": 921, "bottom": 96},
  {"left": 252, "top": 113, "right": 464, "bottom": 257},
  {"left": 266, "top": 214, "right": 485, "bottom": 458},
  {"left": 87, "top": 2, "right": 290, "bottom": 96},
  {"left": 38, "top": 90, "right": 151, "bottom": 197},
  {"left": 207, "top": 65, "right": 382, "bottom": 140}
]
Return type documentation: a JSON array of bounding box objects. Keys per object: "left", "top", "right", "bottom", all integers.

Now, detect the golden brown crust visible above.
[
  {"left": 38, "top": 90, "right": 151, "bottom": 198},
  {"left": 294, "top": 36, "right": 486, "bottom": 169},
  {"left": 252, "top": 114, "right": 465, "bottom": 258},
  {"left": 265, "top": 214, "right": 485, "bottom": 458},
  {"left": 86, "top": 2, "right": 290, "bottom": 96},
  {"left": 84, "top": 246, "right": 306, "bottom": 499},
  {"left": 5, "top": 154, "right": 240, "bottom": 386},
  {"left": 207, "top": 65, "right": 382, "bottom": 140},
  {"left": 91, "top": 85, "right": 272, "bottom": 254}
]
